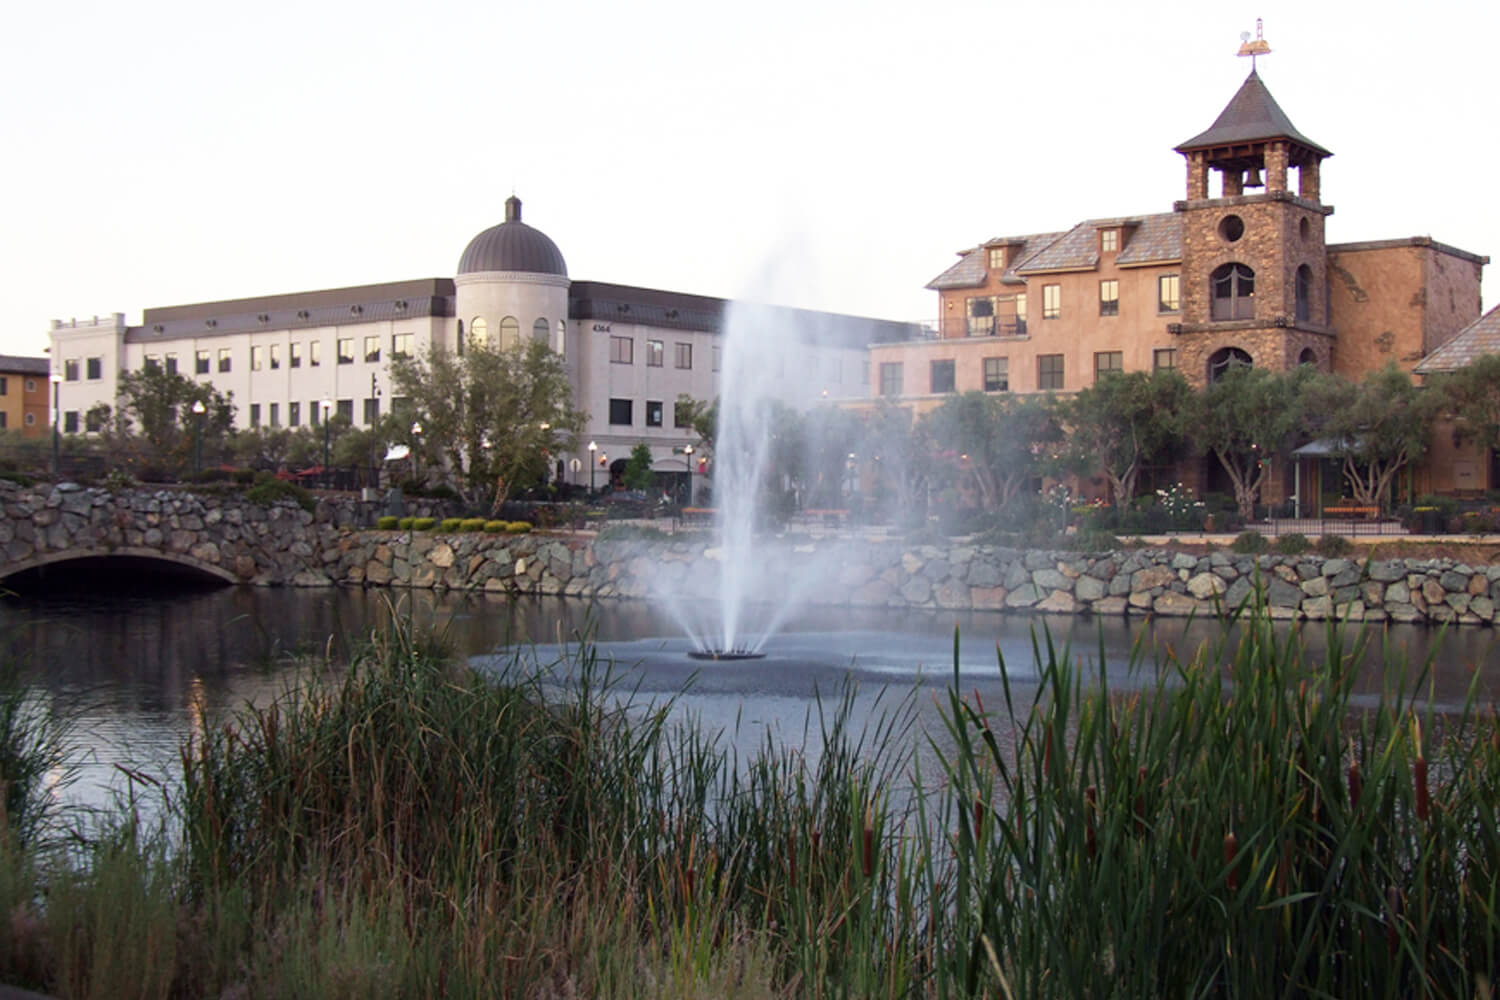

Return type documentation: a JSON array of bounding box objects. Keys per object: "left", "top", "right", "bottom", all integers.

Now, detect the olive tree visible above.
[
  {"left": 1303, "top": 364, "right": 1441, "bottom": 509},
  {"left": 921, "top": 391, "right": 1060, "bottom": 511},
  {"left": 1192, "top": 364, "right": 1311, "bottom": 519},
  {"left": 1055, "top": 370, "right": 1193, "bottom": 506}
]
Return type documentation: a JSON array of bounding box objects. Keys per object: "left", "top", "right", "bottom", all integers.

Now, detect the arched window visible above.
[
  {"left": 557, "top": 319, "right": 566, "bottom": 356},
  {"left": 1298, "top": 348, "right": 1317, "bottom": 366},
  {"left": 533, "top": 318, "right": 550, "bottom": 344},
  {"left": 1211, "top": 263, "right": 1255, "bottom": 321},
  {"left": 470, "top": 317, "right": 488, "bottom": 348},
  {"left": 1295, "top": 265, "right": 1312, "bottom": 322},
  {"left": 500, "top": 316, "right": 520, "bottom": 349},
  {"left": 1207, "top": 346, "right": 1252, "bottom": 383}
]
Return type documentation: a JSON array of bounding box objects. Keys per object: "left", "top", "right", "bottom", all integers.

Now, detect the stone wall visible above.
[{"left": 4, "top": 482, "right": 1500, "bottom": 627}]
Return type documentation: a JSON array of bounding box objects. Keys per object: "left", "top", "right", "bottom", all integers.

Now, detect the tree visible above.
[
  {"left": 1192, "top": 364, "right": 1311, "bottom": 519},
  {"left": 390, "top": 337, "right": 585, "bottom": 504},
  {"left": 1303, "top": 364, "right": 1441, "bottom": 509},
  {"left": 622, "top": 442, "right": 654, "bottom": 491},
  {"left": 858, "top": 399, "right": 935, "bottom": 521},
  {"left": 115, "top": 368, "right": 235, "bottom": 472},
  {"left": 921, "top": 391, "right": 1061, "bottom": 511},
  {"left": 673, "top": 394, "right": 717, "bottom": 453},
  {"left": 1432, "top": 353, "right": 1500, "bottom": 456},
  {"left": 1055, "top": 370, "right": 1193, "bottom": 506}
]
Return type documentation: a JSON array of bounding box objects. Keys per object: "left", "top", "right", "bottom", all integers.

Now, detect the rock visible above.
[
  {"left": 1132, "top": 566, "right": 1175, "bottom": 591},
  {"left": 1005, "top": 584, "right": 1042, "bottom": 608},
  {"left": 1092, "top": 596, "right": 1129, "bottom": 616},
  {"left": 970, "top": 585, "right": 1007, "bottom": 610},
  {"left": 1153, "top": 591, "right": 1200, "bottom": 616},
  {"left": 1075, "top": 576, "right": 1107, "bottom": 602},
  {"left": 1187, "top": 572, "right": 1226, "bottom": 600},
  {"left": 1300, "top": 576, "right": 1328, "bottom": 598},
  {"left": 1033, "top": 568, "right": 1069, "bottom": 591}
]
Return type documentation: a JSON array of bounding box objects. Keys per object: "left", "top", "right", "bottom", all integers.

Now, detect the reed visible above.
[{"left": 1, "top": 595, "right": 1498, "bottom": 997}]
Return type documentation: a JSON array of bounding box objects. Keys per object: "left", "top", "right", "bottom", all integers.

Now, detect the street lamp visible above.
[
  {"left": 683, "top": 444, "right": 694, "bottom": 505},
  {"left": 191, "top": 399, "right": 206, "bottom": 478},
  {"left": 49, "top": 373, "right": 62, "bottom": 479},
  {"left": 410, "top": 421, "right": 422, "bottom": 483},
  {"left": 588, "top": 440, "right": 597, "bottom": 493},
  {"left": 320, "top": 399, "right": 333, "bottom": 488}
]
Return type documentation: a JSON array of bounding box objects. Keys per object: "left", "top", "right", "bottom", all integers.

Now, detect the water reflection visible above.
[{"left": 1, "top": 583, "right": 1496, "bottom": 816}]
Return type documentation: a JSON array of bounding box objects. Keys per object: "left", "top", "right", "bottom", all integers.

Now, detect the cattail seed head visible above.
[
  {"left": 1414, "top": 755, "right": 1430, "bottom": 823},
  {"left": 1085, "top": 785, "right": 1098, "bottom": 859},
  {"left": 1224, "top": 832, "right": 1239, "bottom": 891}
]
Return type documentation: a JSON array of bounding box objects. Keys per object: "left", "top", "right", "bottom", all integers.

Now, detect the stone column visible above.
[{"left": 1266, "top": 142, "right": 1289, "bottom": 193}]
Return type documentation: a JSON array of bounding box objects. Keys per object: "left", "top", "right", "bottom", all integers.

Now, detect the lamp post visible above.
[
  {"left": 683, "top": 444, "right": 694, "bottom": 505},
  {"left": 410, "top": 421, "right": 422, "bottom": 483},
  {"left": 587, "top": 441, "right": 597, "bottom": 493},
  {"left": 321, "top": 399, "right": 333, "bottom": 488},
  {"left": 191, "top": 399, "right": 206, "bottom": 478},
  {"left": 49, "top": 373, "right": 62, "bottom": 479}
]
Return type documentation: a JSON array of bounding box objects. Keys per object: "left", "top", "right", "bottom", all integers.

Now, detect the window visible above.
[
  {"left": 1099, "top": 280, "right": 1119, "bottom": 317},
  {"left": 1038, "top": 354, "right": 1064, "bottom": 390},
  {"left": 86, "top": 409, "right": 104, "bottom": 432},
  {"left": 290, "top": 343, "right": 302, "bottom": 368},
  {"left": 25, "top": 379, "right": 34, "bottom": 393},
  {"left": 1042, "top": 284, "right": 1061, "bottom": 320},
  {"left": 609, "top": 398, "right": 633, "bottom": 425},
  {"left": 0, "top": 377, "right": 6, "bottom": 395},
  {"left": 269, "top": 403, "right": 280, "bottom": 427},
  {"left": 1158, "top": 274, "right": 1181, "bottom": 313},
  {"left": 499, "top": 317, "right": 519, "bottom": 349},
  {"left": 144, "top": 355, "right": 161, "bottom": 372},
  {"left": 309, "top": 341, "right": 321, "bottom": 367},
  {"left": 196, "top": 350, "right": 211, "bottom": 374},
  {"left": 364, "top": 336, "right": 380, "bottom": 363},
  {"left": 1100, "top": 229, "right": 1118, "bottom": 253},
  {"left": 24, "top": 413, "right": 34, "bottom": 427},
  {"left": 1208, "top": 347, "right": 1252, "bottom": 383},
  {"left": 646, "top": 339, "right": 664, "bottom": 367},
  {"left": 1153, "top": 348, "right": 1177, "bottom": 372},
  {"left": 86, "top": 357, "right": 102, "bottom": 380},
  {"left": 251, "top": 346, "right": 264, "bottom": 371},
  {"left": 471, "top": 317, "right": 488, "bottom": 347},
  {"left": 610, "top": 336, "right": 633, "bottom": 364},
  {"left": 218, "top": 349, "right": 232, "bottom": 373},
  {"left": 1296, "top": 264, "right": 1312, "bottom": 321},
  {"left": 674, "top": 400, "right": 694, "bottom": 428},
  {"left": 364, "top": 398, "right": 379, "bottom": 424},
  {"left": 289, "top": 401, "right": 301, "bottom": 427},
  {"left": 268, "top": 345, "right": 280, "bottom": 370},
  {"left": 646, "top": 400, "right": 663, "bottom": 427},
  {"left": 557, "top": 319, "right": 567, "bottom": 357},
  {"left": 967, "top": 296, "right": 995, "bottom": 336},
  {"left": 1016, "top": 292, "right": 1028, "bottom": 325},
  {"left": 336, "top": 399, "right": 354, "bottom": 422},
  {"left": 533, "top": 318, "right": 549, "bottom": 344},
  {"left": 1094, "top": 351, "right": 1123, "bottom": 382},
  {"left": 879, "top": 362, "right": 903, "bottom": 397},
  {"left": 64, "top": 411, "right": 78, "bottom": 434},
  {"left": 337, "top": 339, "right": 354, "bottom": 364},
  {"left": 988, "top": 248, "right": 1005, "bottom": 270},
  {"left": 64, "top": 359, "right": 79, "bottom": 381},
  {"left": 930, "top": 360, "right": 956, "bottom": 394},
  {"left": 391, "top": 334, "right": 412, "bottom": 360},
  {"left": 249, "top": 404, "right": 261, "bottom": 428},
  {"left": 712, "top": 346, "right": 722, "bottom": 371},
  {"left": 675, "top": 342, "right": 692, "bottom": 369},
  {"left": 165, "top": 353, "right": 178, "bottom": 375},
  {"left": 984, "top": 357, "right": 1009, "bottom": 392},
  {"left": 1210, "top": 263, "right": 1255, "bottom": 320},
  {"left": 310, "top": 402, "right": 322, "bottom": 427},
  {"left": 1218, "top": 214, "right": 1245, "bottom": 242}
]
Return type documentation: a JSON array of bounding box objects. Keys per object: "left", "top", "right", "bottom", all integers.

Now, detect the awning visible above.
[{"left": 1291, "top": 436, "right": 1360, "bottom": 458}]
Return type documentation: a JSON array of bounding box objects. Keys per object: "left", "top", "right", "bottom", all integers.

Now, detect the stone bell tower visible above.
[{"left": 1170, "top": 38, "right": 1335, "bottom": 386}]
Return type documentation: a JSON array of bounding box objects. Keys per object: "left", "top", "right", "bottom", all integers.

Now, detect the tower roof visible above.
[
  {"left": 457, "top": 196, "right": 568, "bottom": 277},
  {"left": 1176, "top": 69, "right": 1330, "bottom": 158}
]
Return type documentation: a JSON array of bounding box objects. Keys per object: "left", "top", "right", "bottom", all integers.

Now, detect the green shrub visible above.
[
  {"left": 232, "top": 468, "right": 255, "bottom": 486},
  {"left": 483, "top": 520, "right": 507, "bottom": 533},
  {"left": 411, "top": 517, "right": 436, "bottom": 531},
  {"left": 1274, "top": 532, "right": 1310, "bottom": 555},
  {"left": 376, "top": 516, "right": 399, "bottom": 530},
  {"left": 1314, "top": 534, "right": 1354, "bottom": 557},
  {"left": 504, "top": 521, "right": 532, "bottom": 534},
  {"left": 1230, "top": 530, "right": 1268, "bottom": 554},
  {"left": 0, "top": 470, "right": 34, "bottom": 487},
  {"left": 244, "top": 477, "right": 315, "bottom": 513},
  {"left": 440, "top": 517, "right": 464, "bottom": 532},
  {"left": 397, "top": 517, "right": 415, "bottom": 530},
  {"left": 460, "top": 518, "right": 486, "bottom": 532}
]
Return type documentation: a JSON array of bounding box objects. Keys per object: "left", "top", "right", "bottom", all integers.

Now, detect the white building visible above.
[{"left": 48, "top": 197, "right": 919, "bottom": 491}]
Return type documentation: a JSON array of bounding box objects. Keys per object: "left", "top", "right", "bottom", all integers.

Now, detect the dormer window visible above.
[
  {"left": 1100, "top": 229, "right": 1118, "bottom": 253},
  {"left": 988, "top": 248, "right": 1005, "bottom": 270}
]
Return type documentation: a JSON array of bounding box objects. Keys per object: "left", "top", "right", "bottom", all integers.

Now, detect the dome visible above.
[{"left": 457, "top": 196, "right": 568, "bottom": 277}]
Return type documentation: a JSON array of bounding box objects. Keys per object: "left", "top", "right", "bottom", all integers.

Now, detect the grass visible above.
[{"left": 2, "top": 598, "right": 1499, "bottom": 997}]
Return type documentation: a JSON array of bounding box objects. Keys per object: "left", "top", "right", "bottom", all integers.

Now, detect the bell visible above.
[{"left": 1243, "top": 167, "right": 1264, "bottom": 189}]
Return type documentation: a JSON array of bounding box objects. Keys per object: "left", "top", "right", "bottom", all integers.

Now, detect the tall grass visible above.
[{"left": 1, "top": 597, "right": 1499, "bottom": 997}]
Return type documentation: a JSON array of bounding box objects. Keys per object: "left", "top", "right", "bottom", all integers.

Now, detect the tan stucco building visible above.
[{"left": 0, "top": 356, "right": 50, "bottom": 439}]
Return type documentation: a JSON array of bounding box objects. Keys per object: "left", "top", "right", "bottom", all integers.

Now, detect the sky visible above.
[{"left": 2, "top": 0, "right": 1495, "bottom": 356}]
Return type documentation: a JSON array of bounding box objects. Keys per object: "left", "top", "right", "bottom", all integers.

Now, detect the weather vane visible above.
[{"left": 1237, "top": 18, "right": 1271, "bottom": 68}]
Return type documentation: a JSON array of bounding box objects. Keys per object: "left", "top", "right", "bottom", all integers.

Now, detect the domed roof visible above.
[{"left": 457, "top": 196, "right": 568, "bottom": 277}]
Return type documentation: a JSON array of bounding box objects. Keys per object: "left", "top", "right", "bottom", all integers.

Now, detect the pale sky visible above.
[{"left": 2, "top": 0, "right": 1494, "bottom": 356}]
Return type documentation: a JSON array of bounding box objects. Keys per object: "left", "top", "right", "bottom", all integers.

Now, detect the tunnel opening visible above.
[{"left": 2, "top": 555, "right": 236, "bottom": 599}]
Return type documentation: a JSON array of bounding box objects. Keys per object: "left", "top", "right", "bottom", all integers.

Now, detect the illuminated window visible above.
[
  {"left": 392, "top": 333, "right": 413, "bottom": 359},
  {"left": 337, "top": 338, "right": 355, "bottom": 364},
  {"left": 988, "top": 248, "right": 1005, "bottom": 269},
  {"left": 268, "top": 345, "right": 280, "bottom": 370},
  {"left": 290, "top": 343, "right": 302, "bottom": 368},
  {"left": 471, "top": 317, "right": 488, "bottom": 346},
  {"left": 251, "top": 346, "right": 264, "bottom": 371},
  {"left": 646, "top": 339, "right": 664, "bottom": 367},
  {"left": 1158, "top": 274, "right": 1180, "bottom": 313},
  {"left": 1099, "top": 280, "right": 1119, "bottom": 317},
  {"left": 364, "top": 336, "right": 380, "bottom": 363},
  {"left": 499, "top": 316, "right": 519, "bottom": 349},
  {"left": 309, "top": 341, "right": 321, "bottom": 367},
  {"left": 196, "top": 350, "right": 210, "bottom": 374},
  {"left": 1042, "top": 284, "right": 1061, "bottom": 320},
  {"left": 218, "top": 349, "right": 231, "bottom": 373},
  {"left": 1100, "top": 229, "right": 1118, "bottom": 253}
]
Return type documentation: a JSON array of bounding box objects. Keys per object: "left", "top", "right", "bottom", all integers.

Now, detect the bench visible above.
[
  {"left": 794, "top": 508, "right": 849, "bottom": 527},
  {"left": 679, "top": 507, "right": 715, "bottom": 526},
  {"left": 1322, "top": 505, "right": 1379, "bottom": 520}
]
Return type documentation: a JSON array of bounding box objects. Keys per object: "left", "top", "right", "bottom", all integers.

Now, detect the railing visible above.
[{"left": 1260, "top": 516, "right": 1406, "bottom": 538}]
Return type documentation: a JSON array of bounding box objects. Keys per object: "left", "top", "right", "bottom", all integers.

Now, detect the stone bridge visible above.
[{"left": 0, "top": 481, "right": 337, "bottom": 586}]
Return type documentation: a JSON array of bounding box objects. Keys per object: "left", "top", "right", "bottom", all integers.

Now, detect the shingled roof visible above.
[
  {"left": 1414, "top": 305, "right": 1500, "bottom": 374},
  {"left": 925, "top": 232, "right": 1067, "bottom": 290},
  {"left": 1115, "top": 214, "right": 1182, "bottom": 266},
  {"left": 1176, "top": 69, "right": 1331, "bottom": 158}
]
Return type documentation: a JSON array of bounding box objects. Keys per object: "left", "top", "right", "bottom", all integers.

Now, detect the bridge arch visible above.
[{"left": 0, "top": 547, "right": 239, "bottom": 587}]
